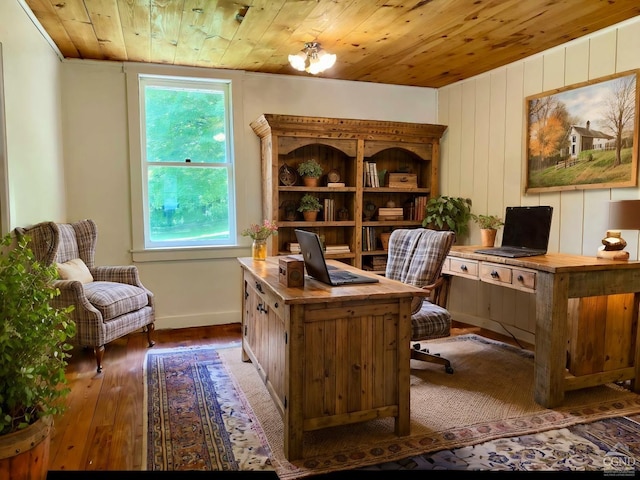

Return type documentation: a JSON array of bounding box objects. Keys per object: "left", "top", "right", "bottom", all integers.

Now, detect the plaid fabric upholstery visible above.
[
  {"left": 17, "top": 219, "right": 155, "bottom": 348},
  {"left": 385, "top": 228, "right": 455, "bottom": 341}
]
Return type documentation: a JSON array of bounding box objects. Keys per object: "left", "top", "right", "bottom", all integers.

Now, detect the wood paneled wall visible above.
[{"left": 438, "top": 18, "right": 640, "bottom": 343}]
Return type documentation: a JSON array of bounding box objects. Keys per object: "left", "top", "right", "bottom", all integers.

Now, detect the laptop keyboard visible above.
[{"left": 330, "top": 270, "right": 357, "bottom": 280}]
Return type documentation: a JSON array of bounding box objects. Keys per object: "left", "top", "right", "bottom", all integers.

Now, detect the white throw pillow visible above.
[{"left": 56, "top": 258, "right": 94, "bottom": 284}]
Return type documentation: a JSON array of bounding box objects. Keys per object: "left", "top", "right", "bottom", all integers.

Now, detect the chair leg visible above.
[
  {"left": 146, "top": 323, "right": 156, "bottom": 348},
  {"left": 411, "top": 343, "right": 454, "bottom": 374},
  {"left": 94, "top": 345, "right": 105, "bottom": 373}
]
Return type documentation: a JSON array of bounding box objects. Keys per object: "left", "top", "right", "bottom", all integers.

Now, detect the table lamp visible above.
[{"left": 597, "top": 200, "right": 640, "bottom": 260}]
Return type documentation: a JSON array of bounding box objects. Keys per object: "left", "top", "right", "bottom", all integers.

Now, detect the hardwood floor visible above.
[{"left": 47, "top": 322, "right": 531, "bottom": 472}]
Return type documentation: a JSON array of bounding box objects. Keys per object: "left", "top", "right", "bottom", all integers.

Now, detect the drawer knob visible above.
[
  {"left": 460, "top": 265, "right": 468, "bottom": 272},
  {"left": 255, "top": 281, "right": 264, "bottom": 293},
  {"left": 517, "top": 275, "right": 524, "bottom": 282},
  {"left": 491, "top": 270, "right": 499, "bottom": 278}
]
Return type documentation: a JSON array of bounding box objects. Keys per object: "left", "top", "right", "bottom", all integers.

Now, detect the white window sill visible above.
[{"left": 131, "top": 245, "right": 249, "bottom": 262}]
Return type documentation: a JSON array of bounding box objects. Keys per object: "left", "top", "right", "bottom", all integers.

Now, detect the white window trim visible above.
[{"left": 125, "top": 63, "right": 248, "bottom": 262}]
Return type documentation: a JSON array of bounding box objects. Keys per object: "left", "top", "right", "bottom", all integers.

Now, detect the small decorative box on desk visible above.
[{"left": 279, "top": 256, "right": 304, "bottom": 288}]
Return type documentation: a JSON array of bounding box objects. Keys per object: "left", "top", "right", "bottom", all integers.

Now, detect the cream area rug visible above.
[{"left": 218, "top": 334, "right": 640, "bottom": 478}]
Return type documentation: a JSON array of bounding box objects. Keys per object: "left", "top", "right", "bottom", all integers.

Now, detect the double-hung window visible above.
[{"left": 137, "top": 74, "right": 236, "bottom": 249}]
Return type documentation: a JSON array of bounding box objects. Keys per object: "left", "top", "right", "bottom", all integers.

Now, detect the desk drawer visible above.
[
  {"left": 244, "top": 271, "right": 283, "bottom": 315},
  {"left": 512, "top": 268, "right": 536, "bottom": 291},
  {"left": 480, "top": 263, "right": 512, "bottom": 285},
  {"left": 480, "top": 263, "right": 536, "bottom": 292},
  {"left": 446, "top": 258, "right": 479, "bottom": 279}
]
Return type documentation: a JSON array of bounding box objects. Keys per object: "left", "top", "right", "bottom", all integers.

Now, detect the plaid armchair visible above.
[
  {"left": 385, "top": 228, "right": 455, "bottom": 373},
  {"left": 16, "top": 219, "right": 155, "bottom": 372}
]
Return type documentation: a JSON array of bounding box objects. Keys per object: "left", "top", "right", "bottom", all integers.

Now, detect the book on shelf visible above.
[
  {"left": 323, "top": 198, "right": 335, "bottom": 221},
  {"left": 327, "top": 182, "right": 346, "bottom": 187},
  {"left": 363, "top": 161, "right": 379, "bottom": 187}
]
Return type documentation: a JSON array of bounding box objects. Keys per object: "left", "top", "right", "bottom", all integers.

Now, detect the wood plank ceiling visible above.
[{"left": 21, "top": 0, "right": 640, "bottom": 88}]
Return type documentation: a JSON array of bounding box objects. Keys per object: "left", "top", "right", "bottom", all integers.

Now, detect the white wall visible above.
[
  {"left": 0, "top": 1, "right": 65, "bottom": 233},
  {"left": 61, "top": 61, "right": 438, "bottom": 330},
  {"left": 439, "top": 16, "right": 640, "bottom": 342}
]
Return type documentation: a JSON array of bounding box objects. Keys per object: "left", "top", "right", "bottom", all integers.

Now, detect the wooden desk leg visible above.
[
  {"left": 395, "top": 298, "right": 412, "bottom": 436},
  {"left": 534, "top": 272, "right": 569, "bottom": 408},
  {"left": 633, "top": 292, "right": 640, "bottom": 393},
  {"left": 284, "top": 305, "right": 305, "bottom": 460}
]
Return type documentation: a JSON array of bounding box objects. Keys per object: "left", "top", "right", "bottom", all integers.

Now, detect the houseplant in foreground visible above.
[
  {"left": 422, "top": 195, "right": 473, "bottom": 238},
  {"left": 0, "top": 232, "right": 75, "bottom": 479},
  {"left": 297, "top": 159, "right": 323, "bottom": 187},
  {"left": 471, "top": 213, "right": 504, "bottom": 247},
  {"left": 298, "top": 194, "right": 323, "bottom": 221}
]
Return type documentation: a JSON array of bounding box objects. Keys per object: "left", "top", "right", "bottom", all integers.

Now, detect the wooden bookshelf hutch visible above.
[{"left": 250, "top": 114, "right": 447, "bottom": 271}]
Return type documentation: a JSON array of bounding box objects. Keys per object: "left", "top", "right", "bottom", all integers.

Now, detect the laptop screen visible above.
[
  {"left": 501, "top": 206, "right": 553, "bottom": 251},
  {"left": 294, "top": 229, "right": 332, "bottom": 283}
]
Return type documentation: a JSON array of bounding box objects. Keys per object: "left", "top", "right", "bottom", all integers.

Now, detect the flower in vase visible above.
[{"left": 241, "top": 219, "right": 278, "bottom": 241}]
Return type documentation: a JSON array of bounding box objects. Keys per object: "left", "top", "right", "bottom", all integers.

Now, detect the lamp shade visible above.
[
  {"left": 288, "top": 42, "right": 336, "bottom": 74},
  {"left": 608, "top": 200, "right": 640, "bottom": 230}
]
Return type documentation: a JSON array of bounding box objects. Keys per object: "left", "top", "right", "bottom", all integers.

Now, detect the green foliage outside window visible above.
[{"left": 143, "top": 82, "right": 234, "bottom": 245}]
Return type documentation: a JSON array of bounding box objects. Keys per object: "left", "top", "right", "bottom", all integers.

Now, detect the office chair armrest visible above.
[{"left": 421, "top": 276, "right": 444, "bottom": 294}]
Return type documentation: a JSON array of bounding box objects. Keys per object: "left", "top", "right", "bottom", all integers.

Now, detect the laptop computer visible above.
[
  {"left": 294, "top": 229, "right": 379, "bottom": 286},
  {"left": 474, "top": 206, "right": 553, "bottom": 258}
]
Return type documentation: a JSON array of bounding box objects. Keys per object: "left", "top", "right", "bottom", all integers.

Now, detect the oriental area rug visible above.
[{"left": 143, "top": 335, "right": 640, "bottom": 477}]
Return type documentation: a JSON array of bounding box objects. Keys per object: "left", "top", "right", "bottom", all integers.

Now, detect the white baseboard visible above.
[
  {"left": 450, "top": 311, "right": 536, "bottom": 346},
  {"left": 154, "top": 311, "right": 242, "bottom": 330}
]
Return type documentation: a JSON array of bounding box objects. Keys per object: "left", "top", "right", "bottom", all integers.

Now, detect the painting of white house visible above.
[{"left": 525, "top": 70, "right": 638, "bottom": 193}]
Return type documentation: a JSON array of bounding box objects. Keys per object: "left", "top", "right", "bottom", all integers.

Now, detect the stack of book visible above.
[
  {"left": 325, "top": 244, "right": 350, "bottom": 254},
  {"left": 363, "top": 255, "right": 387, "bottom": 271},
  {"left": 287, "top": 242, "right": 301, "bottom": 254},
  {"left": 377, "top": 207, "right": 404, "bottom": 221}
]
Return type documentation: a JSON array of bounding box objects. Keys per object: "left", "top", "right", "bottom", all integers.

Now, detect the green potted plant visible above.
[
  {"left": 298, "top": 194, "right": 323, "bottom": 221},
  {"left": 0, "top": 232, "right": 75, "bottom": 479},
  {"left": 471, "top": 213, "right": 504, "bottom": 230},
  {"left": 297, "top": 159, "right": 323, "bottom": 187},
  {"left": 422, "top": 195, "right": 472, "bottom": 238},
  {"left": 471, "top": 213, "right": 504, "bottom": 247}
]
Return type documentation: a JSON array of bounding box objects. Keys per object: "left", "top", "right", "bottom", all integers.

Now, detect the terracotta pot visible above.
[
  {"left": 0, "top": 416, "right": 52, "bottom": 480},
  {"left": 480, "top": 228, "right": 497, "bottom": 247},
  {"left": 380, "top": 232, "right": 391, "bottom": 251},
  {"left": 303, "top": 176, "right": 320, "bottom": 187},
  {"left": 303, "top": 210, "right": 319, "bottom": 221}
]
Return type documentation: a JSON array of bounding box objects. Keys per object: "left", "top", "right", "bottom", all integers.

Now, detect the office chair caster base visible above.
[{"left": 411, "top": 342, "right": 454, "bottom": 374}]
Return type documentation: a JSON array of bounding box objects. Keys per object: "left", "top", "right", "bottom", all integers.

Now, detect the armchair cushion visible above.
[
  {"left": 83, "top": 282, "right": 149, "bottom": 321},
  {"left": 57, "top": 258, "right": 94, "bottom": 284}
]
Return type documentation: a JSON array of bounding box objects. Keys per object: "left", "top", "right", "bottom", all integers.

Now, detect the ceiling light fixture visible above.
[{"left": 288, "top": 42, "right": 336, "bottom": 75}]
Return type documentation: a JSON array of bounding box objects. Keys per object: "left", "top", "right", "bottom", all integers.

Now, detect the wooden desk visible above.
[
  {"left": 238, "top": 256, "right": 424, "bottom": 460},
  {"left": 443, "top": 246, "right": 640, "bottom": 408}
]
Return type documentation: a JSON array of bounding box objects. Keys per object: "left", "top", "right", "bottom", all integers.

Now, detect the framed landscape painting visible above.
[{"left": 524, "top": 70, "right": 639, "bottom": 194}]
